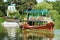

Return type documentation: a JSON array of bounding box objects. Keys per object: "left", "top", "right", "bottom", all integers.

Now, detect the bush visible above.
[
  {"left": 9, "top": 11, "right": 20, "bottom": 19},
  {"left": 0, "top": 17, "right": 6, "bottom": 33},
  {"left": 0, "top": 10, "right": 5, "bottom": 17}
]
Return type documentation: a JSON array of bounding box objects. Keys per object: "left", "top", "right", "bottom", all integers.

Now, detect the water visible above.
[
  {"left": 52, "top": 29, "right": 60, "bottom": 40},
  {"left": 0, "top": 29, "right": 60, "bottom": 40}
]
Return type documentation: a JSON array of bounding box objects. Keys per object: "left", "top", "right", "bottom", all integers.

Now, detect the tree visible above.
[
  {"left": 49, "top": 10, "right": 58, "bottom": 20},
  {"left": 0, "top": 0, "right": 37, "bottom": 16},
  {"left": 47, "top": 1, "right": 60, "bottom": 14},
  {"left": 54, "top": 15, "right": 60, "bottom": 29},
  {"left": 35, "top": 2, "right": 53, "bottom": 10},
  {"left": 0, "top": 10, "right": 5, "bottom": 17},
  {"left": 35, "top": 2, "right": 59, "bottom": 19}
]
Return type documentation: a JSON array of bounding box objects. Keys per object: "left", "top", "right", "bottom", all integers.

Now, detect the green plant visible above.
[
  {"left": 0, "top": 17, "right": 6, "bottom": 33},
  {"left": 9, "top": 11, "right": 20, "bottom": 19},
  {"left": 0, "top": 10, "right": 5, "bottom": 17}
]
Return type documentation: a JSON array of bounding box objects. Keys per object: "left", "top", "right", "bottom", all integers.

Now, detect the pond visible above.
[{"left": 0, "top": 29, "right": 60, "bottom": 40}]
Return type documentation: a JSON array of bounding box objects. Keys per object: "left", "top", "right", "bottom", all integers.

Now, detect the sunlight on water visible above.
[
  {"left": 54, "top": 29, "right": 60, "bottom": 35},
  {"left": 52, "top": 29, "right": 60, "bottom": 40}
]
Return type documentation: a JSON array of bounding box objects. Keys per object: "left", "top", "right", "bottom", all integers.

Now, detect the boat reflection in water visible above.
[{"left": 18, "top": 29, "right": 54, "bottom": 40}]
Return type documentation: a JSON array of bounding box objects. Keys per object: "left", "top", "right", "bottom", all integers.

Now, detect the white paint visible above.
[
  {"left": 8, "top": 6, "right": 16, "bottom": 12},
  {"left": 2, "top": 22, "right": 19, "bottom": 38},
  {"left": 7, "top": 4, "right": 16, "bottom": 16}
]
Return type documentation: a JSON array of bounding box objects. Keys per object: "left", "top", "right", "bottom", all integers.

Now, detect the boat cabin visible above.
[{"left": 22, "top": 9, "right": 54, "bottom": 31}]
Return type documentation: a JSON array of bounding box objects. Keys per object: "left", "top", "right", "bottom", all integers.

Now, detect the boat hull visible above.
[{"left": 22, "top": 22, "right": 54, "bottom": 31}]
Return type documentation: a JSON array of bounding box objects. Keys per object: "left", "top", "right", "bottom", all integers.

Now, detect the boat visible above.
[{"left": 21, "top": 10, "right": 54, "bottom": 31}]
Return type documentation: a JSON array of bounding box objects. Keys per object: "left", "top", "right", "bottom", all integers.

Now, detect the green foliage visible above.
[
  {"left": 35, "top": 2, "right": 53, "bottom": 10},
  {"left": 0, "top": 2, "right": 4, "bottom": 5},
  {"left": 57, "top": 15, "right": 60, "bottom": 20},
  {"left": 49, "top": 10, "right": 58, "bottom": 20},
  {"left": 21, "top": 0, "right": 37, "bottom": 4},
  {"left": 0, "top": 10, "right": 5, "bottom": 17},
  {"left": 34, "top": 2, "right": 59, "bottom": 20},
  {"left": 55, "top": 20, "right": 60, "bottom": 29},
  {"left": 0, "top": 17, "right": 5, "bottom": 22},
  {"left": 16, "top": 28, "right": 22, "bottom": 34},
  {"left": 0, "top": 17, "right": 6, "bottom": 33},
  {"left": 9, "top": 11, "right": 20, "bottom": 19},
  {"left": 48, "top": 1, "right": 60, "bottom": 14},
  {"left": 16, "top": 5, "right": 26, "bottom": 11},
  {"left": 19, "top": 13, "right": 27, "bottom": 21},
  {"left": 55, "top": 15, "right": 60, "bottom": 29},
  {"left": 21, "top": 0, "right": 26, "bottom": 3}
]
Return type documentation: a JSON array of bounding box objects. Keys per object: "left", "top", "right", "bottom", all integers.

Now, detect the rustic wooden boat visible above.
[
  {"left": 22, "top": 22, "right": 54, "bottom": 31},
  {"left": 21, "top": 10, "right": 54, "bottom": 31}
]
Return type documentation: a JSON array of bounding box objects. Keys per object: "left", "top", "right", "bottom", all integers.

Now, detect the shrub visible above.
[
  {"left": 9, "top": 11, "right": 20, "bottom": 19},
  {"left": 0, "top": 10, "right": 5, "bottom": 17}
]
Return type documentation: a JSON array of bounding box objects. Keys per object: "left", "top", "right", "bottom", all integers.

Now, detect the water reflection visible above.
[
  {"left": 0, "top": 29, "right": 60, "bottom": 40},
  {"left": 21, "top": 29, "right": 54, "bottom": 40}
]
